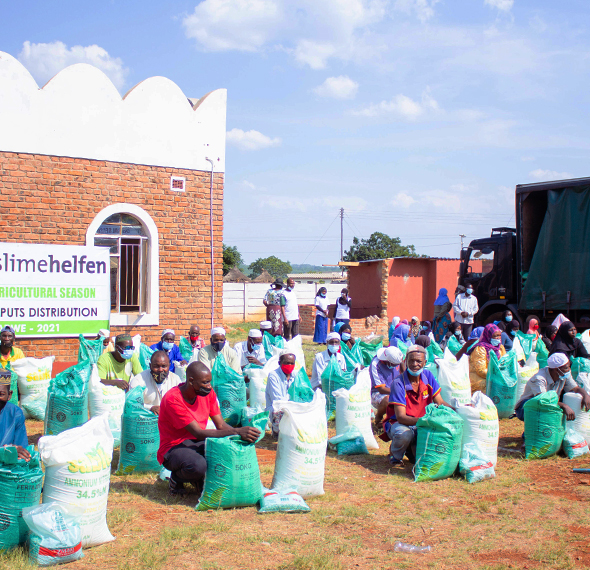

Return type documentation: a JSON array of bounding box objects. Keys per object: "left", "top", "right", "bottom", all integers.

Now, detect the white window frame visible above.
[{"left": 86, "top": 204, "right": 159, "bottom": 326}]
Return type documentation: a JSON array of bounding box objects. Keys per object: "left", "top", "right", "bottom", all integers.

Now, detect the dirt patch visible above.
[
  {"left": 256, "top": 448, "right": 276, "bottom": 465},
  {"left": 472, "top": 549, "right": 540, "bottom": 568},
  {"left": 526, "top": 461, "right": 590, "bottom": 502}
]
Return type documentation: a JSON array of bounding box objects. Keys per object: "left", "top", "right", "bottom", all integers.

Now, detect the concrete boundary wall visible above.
[{"left": 223, "top": 283, "right": 344, "bottom": 323}]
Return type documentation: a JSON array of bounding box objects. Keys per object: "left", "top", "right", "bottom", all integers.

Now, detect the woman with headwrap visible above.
[
  {"left": 415, "top": 335, "right": 431, "bottom": 349},
  {"left": 501, "top": 310, "right": 515, "bottom": 328},
  {"left": 410, "top": 317, "right": 421, "bottom": 341},
  {"left": 527, "top": 318, "right": 541, "bottom": 341},
  {"left": 388, "top": 316, "right": 401, "bottom": 344},
  {"left": 469, "top": 323, "right": 506, "bottom": 393},
  {"left": 432, "top": 288, "right": 453, "bottom": 343},
  {"left": 549, "top": 322, "right": 590, "bottom": 359},
  {"left": 421, "top": 321, "right": 435, "bottom": 343},
  {"left": 264, "top": 279, "right": 287, "bottom": 337},
  {"left": 313, "top": 287, "right": 330, "bottom": 344},
  {"left": 542, "top": 325, "right": 558, "bottom": 350},
  {"left": 338, "top": 323, "right": 356, "bottom": 351},
  {"left": 439, "top": 321, "right": 465, "bottom": 350},
  {"left": 390, "top": 321, "right": 410, "bottom": 348}
]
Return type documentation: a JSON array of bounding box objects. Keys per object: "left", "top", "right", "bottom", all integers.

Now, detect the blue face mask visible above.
[
  {"left": 327, "top": 344, "right": 339, "bottom": 354},
  {"left": 407, "top": 367, "right": 424, "bottom": 377},
  {"left": 559, "top": 371, "right": 573, "bottom": 382},
  {"left": 120, "top": 348, "right": 134, "bottom": 360},
  {"left": 162, "top": 341, "right": 174, "bottom": 351},
  {"left": 505, "top": 315, "right": 513, "bottom": 322},
  {"left": 491, "top": 339, "right": 501, "bottom": 346},
  {"left": 510, "top": 330, "right": 516, "bottom": 336},
  {"left": 454, "top": 330, "right": 461, "bottom": 336},
  {"left": 320, "top": 293, "right": 326, "bottom": 298},
  {"left": 341, "top": 333, "right": 351, "bottom": 341},
  {"left": 466, "top": 288, "right": 473, "bottom": 295}
]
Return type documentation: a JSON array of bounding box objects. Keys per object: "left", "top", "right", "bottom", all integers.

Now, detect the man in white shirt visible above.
[
  {"left": 129, "top": 350, "right": 182, "bottom": 414},
  {"left": 452, "top": 285, "right": 479, "bottom": 340},
  {"left": 234, "top": 329, "right": 267, "bottom": 369},
  {"left": 197, "top": 327, "right": 242, "bottom": 373},
  {"left": 282, "top": 278, "right": 300, "bottom": 340},
  {"left": 311, "top": 332, "right": 347, "bottom": 389}
]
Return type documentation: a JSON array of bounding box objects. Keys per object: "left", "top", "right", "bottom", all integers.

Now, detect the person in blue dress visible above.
[
  {"left": 0, "top": 368, "right": 30, "bottom": 461},
  {"left": 432, "top": 288, "right": 453, "bottom": 343},
  {"left": 151, "top": 329, "right": 187, "bottom": 373},
  {"left": 313, "top": 288, "right": 330, "bottom": 344}
]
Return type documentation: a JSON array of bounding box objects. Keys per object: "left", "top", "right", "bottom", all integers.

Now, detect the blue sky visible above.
[{"left": 3, "top": 1, "right": 590, "bottom": 266}]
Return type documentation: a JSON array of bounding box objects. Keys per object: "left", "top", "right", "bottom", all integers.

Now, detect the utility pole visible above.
[
  {"left": 340, "top": 208, "right": 344, "bottom": 277},
  {"left": 459, "top": 234, "right": 466, "bottom": 250}
]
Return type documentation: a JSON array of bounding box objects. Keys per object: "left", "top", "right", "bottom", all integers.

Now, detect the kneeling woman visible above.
[{"left": 468, "top": 323, "right": 506, "bottom": 393}]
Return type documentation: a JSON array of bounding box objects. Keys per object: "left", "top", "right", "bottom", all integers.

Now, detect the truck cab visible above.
[{"left": 459, "top": 228, "right": 517, "bottom": 324}]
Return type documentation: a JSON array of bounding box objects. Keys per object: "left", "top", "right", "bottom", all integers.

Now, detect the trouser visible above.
[
  {"left": 385, "top": 422, "right": 417, "bottom": 461},
  {"left": 284, "top": 320, "right": 300, "bottom": 340},
  {"left": 162, "top": 440, "right": 207, "bottom": 484},
  {"left": 514, "top": 398, "right": 531, "bottom": 422},
  {"left": 461, "top": 323, "right": 473, "bottom": 340}
]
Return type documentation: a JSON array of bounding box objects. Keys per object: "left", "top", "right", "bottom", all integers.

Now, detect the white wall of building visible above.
[
  {"left": 223, "top": 283, "right": 344, "bottom": 323},
  {"left": 0, "top": 51, "right": 226, "bottom": 171}
]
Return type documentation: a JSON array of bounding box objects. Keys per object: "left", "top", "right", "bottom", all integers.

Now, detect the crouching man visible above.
[
  {"left": 375, "top": 345, "right": 453, "bottom": 467},
  {"left": 157, "top": 362, "right": 260, "bottom": 496}
]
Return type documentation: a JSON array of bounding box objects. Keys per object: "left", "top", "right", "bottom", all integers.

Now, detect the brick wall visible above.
[{"left": 0, "top": 151, "right": 223, "bottom": 360}]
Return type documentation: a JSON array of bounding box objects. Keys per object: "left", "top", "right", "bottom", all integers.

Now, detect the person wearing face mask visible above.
[
  {"left": 514, "top": 353, "right": 590, "bottom": 424},
  {"left": 310, "top": 332, "right": 347, "bottom": 390},
  {"left": 549, "top": 321, "right": 590, "bottom": 360},
  {"left": 197, "top": 327, "right": 242, "bottom": 373},
  {"left": 265, "top": 351, "right": 298, "bottom": 438},
  {"left": 501, "top": 310, "right": 514, "bottom": 328},
  {"left": 0, "top": 325, "right": 24, "bottom": 369},
  {"left": 377, "top": 345, "right": 453, "bottom": 466},
  {"left": 313, "top": 287, "right": 330, "bottom": 344},
  {"left": 150, "top": 329, "right": 186, "bottom": 373},
  {"left": 158, "top": 361, "right": 260, "bottom": 496},
  {"left": 370, "top": 346, "right": 404, "bottom": 410},
  {"left": 339, "top": 323, "right": 355, "bottom": 351},
  {"left": 129, "top": 351, "right": 182, "bottom": 415},
  {"left": 188, "top": 325, "right": 205, "bottom": 351},
  {"left": 439, "top": 321, "right": 465, "bottom": 350},
  {"left": 282, "top": 278, "right": 300, "bottom": 341},
  {"left": 542, "top": 325, "right": 558, "bottom": 350},
  {"left": 452, "top": 285, "right": 479, "bottom": 340},
  {"left": 96, "top": 334, "right": 143, "bottom": 391},
  {"left": 234, "top": 329, "right": 267, "bottom": 369},
  {"left": 468, "top": 323, "right": 506, "bottom": 393},
  {"left": 0, "top": 369, "right": 30, "bottom": 461}
]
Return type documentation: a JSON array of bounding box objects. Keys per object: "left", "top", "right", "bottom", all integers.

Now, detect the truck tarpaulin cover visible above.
[{"left": 520, "top": 187, "right": 590, "bottom": 311}]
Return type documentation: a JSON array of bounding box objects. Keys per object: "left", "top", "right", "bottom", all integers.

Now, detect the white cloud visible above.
[
  {"left": 393, "top": 192, "right": 416, "bottom": 208},
  {"left": 312, "top": 76, "right": 359, "bottom": 99},
  {"left": 484, "top": 0, "right": 514, "bottom": 11},
  {"left": 226, "top": 128, "right": 281, "bottom": 150},
  {"left": 18, "top": 41, "right": 127, "bottom": 90},
  {"left": 182, "top": 0, "right": 388, "bottom": 68},
  {"left": 529, "top": 169, "right": 573, "bottom": 182},
  {"left": 394, "top": 0, "right": 439, "bottom": 23},
  {"left": 352, "top": 89, "right": 439, "bottom": 119}
]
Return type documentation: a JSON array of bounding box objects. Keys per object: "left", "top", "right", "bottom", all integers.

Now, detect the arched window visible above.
[{"left": 86, "top": 204, "right": 159, "bottom": 326}]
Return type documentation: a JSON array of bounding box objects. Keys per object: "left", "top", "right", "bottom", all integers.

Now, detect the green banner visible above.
[{"left": 11, "top": 320, "right": 109, "bottom": 337}]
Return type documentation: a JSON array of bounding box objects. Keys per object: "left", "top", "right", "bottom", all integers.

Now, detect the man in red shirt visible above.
[{"left": 158, "top": 361, "right": 260, "bottom": 496}]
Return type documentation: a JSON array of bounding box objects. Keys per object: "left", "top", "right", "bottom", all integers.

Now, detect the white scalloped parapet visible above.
[{"left": 0, "top": 51, "right": 226, "bottom": 172}]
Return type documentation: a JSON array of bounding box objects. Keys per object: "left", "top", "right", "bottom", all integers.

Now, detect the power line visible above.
[{"left": 301, "top": 213, "right": 340, "bottom": 265}]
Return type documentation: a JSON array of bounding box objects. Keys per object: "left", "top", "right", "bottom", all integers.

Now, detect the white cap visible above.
[
  {"left": 327, "top": 332, "right": 340, "bottom": 342},
  {"left": 259, "top": 321, "right": 272, "bottom": 330},
  {"left": 279, "top": 349, "right": 295, "bottom": 357},
  {"left": 211, "top": 327, "right": 226, "bottom": 336},
  {"left": 248, "top": 329, "right": 262, "bottom": 338},
  {"left": 547, "top": 353, "right": 569, "bottom": 369},
  {"left": 162, "top": 329, "right": 175, "bottom": 337},
  {"left": 377, "top": 346, "right": 404, "bottom": 365},
  {"left": 98, "top": 329, "right": 110, "bottom": 337}
]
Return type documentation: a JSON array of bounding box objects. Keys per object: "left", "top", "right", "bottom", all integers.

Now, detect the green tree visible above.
[
  {"left": 343, "top": 232, "right": 418, "bottom": 261},
  {"left": 222, "top": 244, "right": 244, "bottom": 275},
  {"left": 249, "top": 256, "right": 292, "bottom": 279}
]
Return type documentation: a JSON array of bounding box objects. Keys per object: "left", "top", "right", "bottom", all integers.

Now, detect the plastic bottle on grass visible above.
[{"left": 394, "top": 542, "right": 432, "bottom": 553}]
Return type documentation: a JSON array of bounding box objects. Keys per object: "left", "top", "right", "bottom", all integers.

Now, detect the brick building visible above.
[{"left": 0, "top": 51, "right": 226, "bottom": 360}]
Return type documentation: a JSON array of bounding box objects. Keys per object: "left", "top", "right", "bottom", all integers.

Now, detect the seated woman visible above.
[
  {"left": 0, "top": 369, "right": 30, "bottom": 461},
  {"left": 495, "top": 321, "right": 513, "bottom": 351},
  {"left": 388, "top": 317, "right": 400, "bottom": 345},
  {"left": 339, "top": 323, "right": 355, "bottom": 351},
  {"left": 550, "top": 322, "right": 590, "bottom": 360},
  {"left": 469, "top": 324, "right": 506, "bottom": 393},
  {"left": 409, "top": 317, "right": 421, "bottom": 341},
  {"left": 389, "top": 320, "right": 410, "bottom": 348},
  {"left": 310, "top": 332, "right": 347, "bottom": 390},
  {"left": 440, "top": 321, "right": 465, "bottom": 350},
  {"left": 542, "top": 325, "right": 558, "bottom": 350},
  {"left": 527, "top": 318, "right": 541, "bottom": 341}
]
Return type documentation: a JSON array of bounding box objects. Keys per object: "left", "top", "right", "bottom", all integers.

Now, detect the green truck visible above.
[{"left": 459, "top": 177, "right": 590, "bottom": 327}]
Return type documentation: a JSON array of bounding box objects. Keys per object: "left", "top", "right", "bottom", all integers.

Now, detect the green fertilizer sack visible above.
[
  {"left": 179, "top": 337, "right": 194, "bottom": 362},
  {"left": 486, "top": 351, "right": 519, "bottom": 419},
  {"left": 534, "top": 339, "right": 549, "bottom": 369},
  {"left": 138, "top": 344, "right": 155, "bottom": 371},
  {"left": 211, "top": 354, "right": 247, "bottom": 427},
  {"left": 116, "top": 386, "right": 161, "bottom": 475},
  {"left": 571, "top": 357, "right": 590, "bottom": 381},
  {"left": 426, "top": 341, "right": 444, "bottom": 363},
  {"left": 328, "top": 426, "right": 368, "bottom": 456},
  {"left": 1, "top": 364, "right": 18, "bottom": 405},
  {"left": 263, "top": 332, "right": 284, "bottom": 360},
  {"left": 320, "top": 357, "right": 355, "bottom": 419},
  {"left": 44, "top": 360, "right": 91, "bottom": 436},
  {"left": 0, "top": 445, "right": 44, "bottom": 551},
  {"left": 414, "top": 404, "right": 464, "bottom": 482},
  {"left": 563, "top": 427, "right": 589, "bottom": 459},
  {"left": 358, "top": 337, "right": 383, "bottom": 367},
  {"left": 446, "top": 335, "right": 463, "bottom": 356},
  {"left": 515, "top": 331, "right": 536, "bottom": 361},
  {"left": 340, "top": 340, "right": 363, "bottom": 371},
  {"left": 396, "top": 340, "right": 408, "bottom": 358},
  {"left": 196, "top": 436, "right": 263, "bottom": 511},
  {"left": 287, "top": 367, "right": 314, "bottom": 404},
  {"left": 258, "top": 489, "right": 311, "bottom": 514},
  {"left": 240, "top": 407, "right": 268, "bottom": 443},
  {"left": 524, "top": 391, "right": 566, "bottom": 459},
  {"left": 77, "top": 334, "right": 104, "bottom": 365}
]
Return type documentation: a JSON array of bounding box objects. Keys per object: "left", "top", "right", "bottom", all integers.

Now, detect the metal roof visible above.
[
  {"left": 288, "top": 272, "right": 345, "bottom": 278},
  {"left": 515, "top": 176, "right": 590, "bottom": 194},
  {"left": 338, "top": 257, "right": 459, "bottom": 265}
]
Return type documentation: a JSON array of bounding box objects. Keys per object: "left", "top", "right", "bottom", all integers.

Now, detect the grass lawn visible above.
[{"left": 3, "top": 326, "right": 590, "bottom": 570}]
